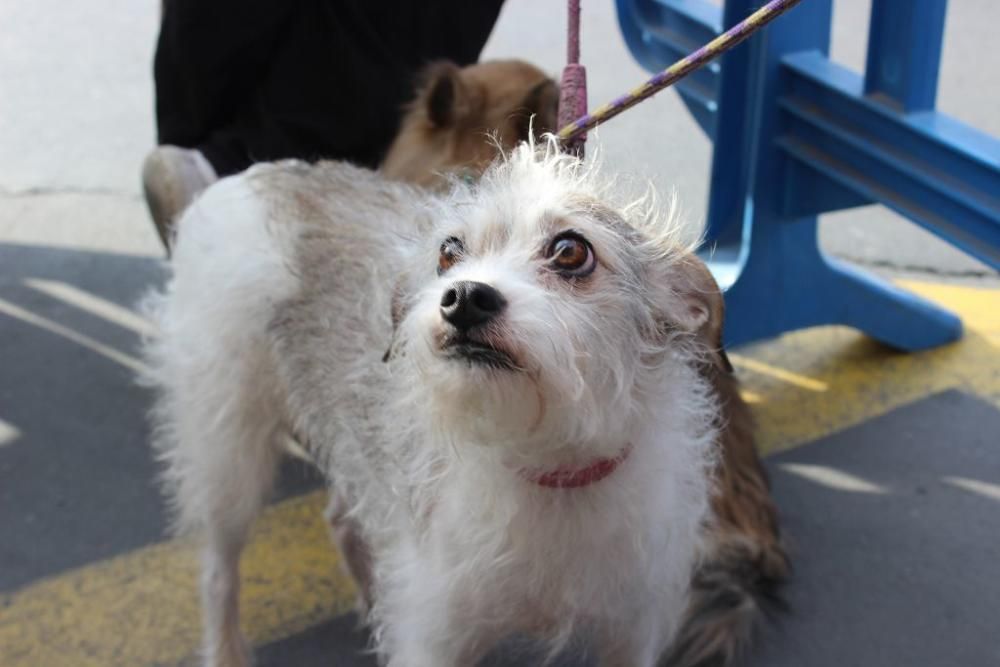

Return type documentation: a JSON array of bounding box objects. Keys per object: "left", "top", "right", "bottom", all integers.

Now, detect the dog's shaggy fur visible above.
[
  {"left": 143, "top": 142, "right": 763, "bottom": 665},
  {"left": 665, "top": 359, "right": 788, "bottom": 667},
  {"left": 382, "top": 58, "right": 787, "bottom": 667}
]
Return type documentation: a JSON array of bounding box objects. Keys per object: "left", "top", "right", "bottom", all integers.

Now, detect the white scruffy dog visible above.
[{"left": 144, "top": 142, "right": 722, "bottom": 666}]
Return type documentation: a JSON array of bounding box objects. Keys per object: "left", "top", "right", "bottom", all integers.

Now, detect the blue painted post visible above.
[
  {"left": 705, "top": 0, "right": 963, "bottom": 350},
  {"left": 865, "top": 0, "right": 948, "bottom": 112},
  {"left": 615, "top": 0, "right": 722, "bottom": 137},
  {"left": 614, "top": 0, "right": 998, "bottom": 350},
  {"left": 700, "top": 0, "right": 790, "bottom": 253}
]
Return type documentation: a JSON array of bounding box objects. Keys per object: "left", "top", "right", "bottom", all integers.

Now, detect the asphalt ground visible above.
[
  {"left": 2, "top": 0, "right": 999, "bottom": 665},
  {"left": 1, "top": 250, "right": 997, "bottom": 665}
]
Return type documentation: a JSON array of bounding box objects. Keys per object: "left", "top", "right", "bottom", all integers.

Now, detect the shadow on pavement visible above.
[
  {"left": 0, "top": 243, "right": 319, "bottom": 591},
  {"left": 751, "top": 389, "right": 1000, "bottom": 667}
]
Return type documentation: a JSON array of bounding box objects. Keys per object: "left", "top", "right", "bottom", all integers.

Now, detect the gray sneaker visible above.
[{"left": 142, "top": 146, "right": 218, "bottom": 253}]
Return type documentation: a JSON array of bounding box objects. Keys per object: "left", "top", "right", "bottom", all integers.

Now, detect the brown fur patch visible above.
[
  {"left": 381, "top": 59, "right": 558, "bottom": 188},
  {"left": 708, "top": 369, "right": 786, "bottom": 575},
  {"left": 662, "top": 254, "right": 788, "bottom": 667},
  {"left": 662, "top": 370, "right": 788, "bottom": 667}
]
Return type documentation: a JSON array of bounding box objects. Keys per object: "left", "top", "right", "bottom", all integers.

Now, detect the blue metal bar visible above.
[
  {"left": 864, "top": 0, "right": 948, "bottom": 112},
  {"left": 778, "top": 53, "right": 1000, "bottom": 269},
  {"left": 702, "top": 0, "right": 962, "bottom": 351},
  {"left": 650, "top": 0, "right": 721, "bottom": 38},
  {"left": 615, "top": 0, "right": 990, "bottom": 351},
  {"left": 702, "top": 0, "right": 832, "bottom": 248},
  {"left": 719, "top": 222, "right": 964, "bottom": 350},
  {"left": 615, "top": 0, "right": 722, "bottom": 136}
]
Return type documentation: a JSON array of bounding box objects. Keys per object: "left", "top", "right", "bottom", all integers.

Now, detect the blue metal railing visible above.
[{"left": 617, "top": 0, "right": 1000, "bottom": 351}]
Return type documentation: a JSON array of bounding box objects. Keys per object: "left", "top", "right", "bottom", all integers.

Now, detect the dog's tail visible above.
[{"left": 663, "top": 537, "right": 789, "bottom": 667}]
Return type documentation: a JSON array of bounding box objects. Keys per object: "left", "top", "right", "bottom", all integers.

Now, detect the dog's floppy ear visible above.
[
  {"left": 419, "top": 61, "right": 472, "bottom": 128},
  {"left": 665, "top": 254, "right": 733, "bottom": 373},
  {"left": 514, "top": 78, "right": 560, "bottom": 140}
]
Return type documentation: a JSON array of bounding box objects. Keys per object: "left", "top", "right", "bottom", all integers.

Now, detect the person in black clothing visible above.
[{"left": 143, "top": 0, "right": 506, "bottom": 248}]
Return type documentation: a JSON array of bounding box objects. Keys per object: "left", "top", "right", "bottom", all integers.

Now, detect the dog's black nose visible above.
[{"left": 440, "top": 281, "right": 506, "bottom": 331}]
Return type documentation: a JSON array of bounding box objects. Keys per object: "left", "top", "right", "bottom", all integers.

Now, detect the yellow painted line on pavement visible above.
[
  {"left": 729, "top": 354, "right": 830, "bottom": 392},
  {"left": 744, "top": 279, "right": 1000, "bottom": 454},
  {"left": 0, "top": 492, "right": 354, "bottom": 667},
  {"left": 0, "top": 279, "right": 996, "bottom": 666}
]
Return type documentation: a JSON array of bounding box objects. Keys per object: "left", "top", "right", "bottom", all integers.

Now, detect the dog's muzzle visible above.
[
  {"left": 439, "top": 281, "right": 518, "bottom": 370},
  {"left": 442, "top": 336, "right": 518, "bottom": 370}
]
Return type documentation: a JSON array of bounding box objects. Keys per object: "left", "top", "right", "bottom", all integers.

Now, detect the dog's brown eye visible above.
[
  {"left": 547, "top": 232, "right": 595, "bottom": 276},
  {"left": 438, "top": 237, "right": 464, "bottom": 275}
]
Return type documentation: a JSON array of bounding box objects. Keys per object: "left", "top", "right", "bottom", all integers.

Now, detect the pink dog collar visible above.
[{"left": 520, "top": 445, "right": 632, "bottom": 489}]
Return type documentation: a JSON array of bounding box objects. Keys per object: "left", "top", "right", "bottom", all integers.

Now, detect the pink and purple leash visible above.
[
  {"left": 557, "top": 0, "right": 587, "bottom": 156},
  {"left": 555, "top": 0, "right": 805, "bottom": 154}
]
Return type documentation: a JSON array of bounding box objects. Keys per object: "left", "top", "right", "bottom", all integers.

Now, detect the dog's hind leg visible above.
[
  {"left": 325, "top": 491, "right": 375, "bottom": 618},
  {"left": 164, "top": 349, "right": 285, "bottom": 667},
  {"left": 200, "top": 530, "right": 253, "bottom": 667},
  {"left": 148, "top": 332, "right": 284, "bottom": 667},
  {"left": 143, "top": 173, "right": 299, "bottom": 666},
  {"left": 160, "top": 347, "right": 285, "bottom": 667},
  {"left": 197, "top": 396, "right": 284, "bottom": 666}
]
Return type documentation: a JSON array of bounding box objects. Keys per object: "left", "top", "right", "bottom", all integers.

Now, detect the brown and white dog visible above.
[
  {"left": 145, "top": 58, "right": 785, "bottom": 667},
  {"left": 390, "top": 58, "right": 788, "bottom": 667}
]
